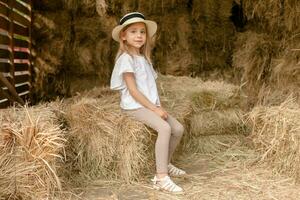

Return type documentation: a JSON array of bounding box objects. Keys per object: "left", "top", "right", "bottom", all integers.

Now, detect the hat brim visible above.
[{"left": 112, "top": 18, "right": 157, "bottom": 42}]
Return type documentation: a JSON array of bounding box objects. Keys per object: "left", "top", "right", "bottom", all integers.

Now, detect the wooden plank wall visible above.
[{"left": 0, "top": 0, "right": 32, "bottom": 108}]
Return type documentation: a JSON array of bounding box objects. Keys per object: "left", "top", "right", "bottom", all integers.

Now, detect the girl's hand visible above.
[{"left": 153, "top": 106, "right": 168, "bottom": 120}]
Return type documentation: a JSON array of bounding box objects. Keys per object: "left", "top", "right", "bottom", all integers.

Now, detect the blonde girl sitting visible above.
[{"left": 110, "top": 12, "right": 186, "bottom": 194}]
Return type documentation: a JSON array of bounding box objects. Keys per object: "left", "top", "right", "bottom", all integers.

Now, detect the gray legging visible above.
[{"left": 123, "top": 107, "right": 184, "bottom": 174}]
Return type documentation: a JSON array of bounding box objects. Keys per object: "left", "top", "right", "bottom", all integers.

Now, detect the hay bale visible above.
[
  {"left": 190, "top": 80, "right": 245, "bottom": 112},
  {"left": 182, "top": 134, "right": 248, "bottom": 154},
  {"left": 64, "top": 74, "right": 248, "bottom": 184},
  {"left": 243, "top": 0, "right": 300, "bottom": 32},
  {"left": 69, "top": 16, "right": 115, "bottom": 77},
  {"left": 0, "top": 104, "right": 66, "bottom": 199},
  {"left": 248, "top": 99, "right": 300, "bottom": 182},
  {"left": 65, "top": 97, "right": 155, "bottom": 183},
  {"left": 157, "top": 74, "right": 248, "bottom": 155},
  {"left": 190, "top": 109, "right": 247, "bottom": 136},
  {"left": 154, "top": 12, "right": 196, "bottom": 75},
  {"left": 157, "top": 75, "right": 203, "bottom": 122},
  {"left": 270, "top": 35, "right": 300, "bottom": 88},
  {"left": 190, "top": 0, "right": 235, "bottom": 74},
  {"left": 233, "top": 29, "right": 300, "bottom": 105},
  {"left": 232, "top": 31, "right": 277, "bottom": 97},
  {"left": 33, "top": 11, "right": 71, "bottom": 99}
]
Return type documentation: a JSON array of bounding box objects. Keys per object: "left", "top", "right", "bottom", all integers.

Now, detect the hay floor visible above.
[{"left": 66, "top": 145, "right": 300, "bottom": 200}]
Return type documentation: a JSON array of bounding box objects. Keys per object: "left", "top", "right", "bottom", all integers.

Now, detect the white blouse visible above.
[{"left": 110, "top": 53, "right": 160, "bottom": 110}]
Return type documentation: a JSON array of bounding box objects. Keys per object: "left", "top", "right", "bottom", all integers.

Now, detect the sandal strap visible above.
[{"left": 168, "top": 163, "right": 186, "bottom": 176}]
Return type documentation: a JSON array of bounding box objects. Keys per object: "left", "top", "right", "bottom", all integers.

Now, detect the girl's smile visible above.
[{"left": 121, "top": 22, "right": 147, "bottom": 53}]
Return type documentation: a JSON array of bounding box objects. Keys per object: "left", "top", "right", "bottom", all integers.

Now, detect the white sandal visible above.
[
  {"left": 151, "top": 175, "right": 183, "bottom": 194},
  {"left": 168, "top": 163, "right": 186, "bottom": 176}
]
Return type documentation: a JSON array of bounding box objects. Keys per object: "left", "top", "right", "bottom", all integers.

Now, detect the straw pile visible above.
[
  {"left": 248, "top": 98, "right": 300, "bottom": 182},
  {"left": 157, "top": 74, "right": 203, "bottom": 123},
  {"left": 190, "top": 110, "right": 245, "bottom": 136},
  {"left": 243, "top": 0, "right": 300, "bottom": 33},
  {"left": 65, "top": 93, "right": 155, "bottom": 184},
  {"left": 63, "top": 74, "right": 248, "bottom": 183},
  {"left": 33, "top": 0, "right": 116, "bottom": 100},
  {"left": 190, "top": 0, "right": 235, "bottom": 77},
  {"left": 33, "top": 8, "right": 71, "bottom": 99},
  {"left": 232, "top": 31, "right": 275, "bottom": 97},
  {"left": 62, "top": 75, "right": 200, "bottom": 184},
  {"left": 233, "top": 0, "right": 300, "bottom": 105},
  {"left": 190, "top": 80, "right": 247, "bottom": 150},
  {"left": 0, "top": 103, "right": 66, "bottom": 199},
  {"left": 157, "top": 75, "right": 248, "bottom": 154}
]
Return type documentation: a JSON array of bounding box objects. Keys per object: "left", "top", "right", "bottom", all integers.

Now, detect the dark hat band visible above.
[{"left": 119, "top": 13, "right": 145, "bottom": 25}]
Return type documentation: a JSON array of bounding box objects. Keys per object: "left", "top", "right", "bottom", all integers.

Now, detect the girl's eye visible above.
[{"left": 141, "top": 30, "right": 146, "bottom": 34}]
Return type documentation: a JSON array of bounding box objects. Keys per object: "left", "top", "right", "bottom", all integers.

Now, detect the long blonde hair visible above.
[{"left": 115, "top": 23, "right": 153, "bottom": 64}]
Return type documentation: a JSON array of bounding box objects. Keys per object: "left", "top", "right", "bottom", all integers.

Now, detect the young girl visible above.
[{"left": 110, "top": 12, "right": 186, "bottom": 193}]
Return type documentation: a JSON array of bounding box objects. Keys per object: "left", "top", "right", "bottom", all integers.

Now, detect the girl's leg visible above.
[
  {"left": 123, "top": 108, "right": 172, "bottom": 175},
  {"left": 165, "top": 115, "right": 184, "bottom": 162}
]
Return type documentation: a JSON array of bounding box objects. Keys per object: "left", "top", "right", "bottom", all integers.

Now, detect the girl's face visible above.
[{"left": 121, "top": 22, "right": 147, "bottom": 54}]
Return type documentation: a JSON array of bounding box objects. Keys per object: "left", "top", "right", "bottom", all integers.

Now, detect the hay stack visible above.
[
  {"left": 157, "top": 75, "right": 248, "bottom": 154},
  {"left": 33, "top": 10, "right": 71, "bottom": 99},
  {"left": 190, "top": 110, "right": 246, "bottom": 136},
  {"left": 243, "top": 0, "right": 300, "bottom": 33},
  {"left": 62, "top": 74, "right": 248, "bottom": 184},
  {"left": 190, "top": 0, "right": 235, "bottom": 76},
  {"left": 248, "top": 99, "right": 300, "bottom": 182},
  {"left": 186, "top": 81, "right": 248, "bottom": 153},
  {"left": 233, "top": 0, "right": 300, "bottom": 105},
  {"left": 232, "top": 30, "right": 300, "bottom": 105},
  {"left": 190, "top": 80, "right": 245, "bottom": 112},
  {"left": 157, "top": 74, "right": 203, "bottom": 122},
  {"left": 63, "top": 75, "right": 205, "bottom": 183},
  {"left": 270, "top": 35, "right": 300, "bottom": 89},
  {"left": 232, "top": 31, "right": 276, "bottom": 96},
  {"left": 0, "top": 103, "right": 66, "bottom": 199},
  {"left": 65, "top": 95, "right": 155, "bottom": 183}
]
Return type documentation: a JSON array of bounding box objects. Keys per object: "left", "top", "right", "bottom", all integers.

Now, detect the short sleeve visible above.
[
  {"left": 150, "top": 63, "right": 158, "bottom": 79},
  {"left": 110, "top": 53, "right": 135, "bottom": 90}
]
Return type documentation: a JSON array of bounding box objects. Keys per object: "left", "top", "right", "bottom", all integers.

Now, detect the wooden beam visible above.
[{"left": 0, "top": 72, "right": 24, "bottom": 105}]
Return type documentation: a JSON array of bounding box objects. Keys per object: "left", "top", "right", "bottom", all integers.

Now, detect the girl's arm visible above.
[{"left": 123, "top": 72, "right": 168, "bottom": 120}]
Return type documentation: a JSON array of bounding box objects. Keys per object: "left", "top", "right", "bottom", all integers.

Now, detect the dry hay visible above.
[
  {"left": 69, "top": 16, "right": 115, "bottom": 78},
  {"left": 192, "top": 0, "right": 233, "bottom": 20},
  {"left": 0, "top": 103, "right": 66, "bottom": 199},
  {"left": 190, "top": 0, "right": 235, "bottom": 74},
  {"left": 243, "top": 0, "right": 300, "bottom": 33},
  {"left": 248, "top": 98, "right": 300, "bottom": 182},
  {"left": 153, "top": 12, "right": 196, "bottom": 76},
  {"left": 82, "top": 148, "right": 300, "bottom": 200},
  {"left": 156, "top": 75, "right": 248, "bottom": 155},
  {"left": 62, "top": 74, "right": 248, "bottom": 186},
  {"left": 182, "top": 134, "right": 248, "bottom": 155},
  {"left": 181, "top": 153, "right": 300, "bottom": 200},
  {"left": 65, "top": 96, "right": 156, "bottom": 184},
  {"left": 104, "top": 0, "right": 187, "bottom": 16},
  {"left": 232, "top": 31, "right": 277, "bottom": 98},
  {"left": 190, "top": 109, "right": 247, "bottom": 137},
  {"left": 270, "top": 34, "right": 300, "bottom": 89},
  {"left": 233, "top": 29, "right": 300, "bottom": 105},
  {"left": 254, "top": 86, "right": 300, "bottom": 107},
  {"left": 190, "top": 80, "right": 245, "bottom": 112},
  {"left": 63, "top": 75, "right": 198, "bottom": 184},
  {"left": 33, "top": 11, "right": 71, "bottom": 99},
  {"left": 157, "top": 75, "right": 203, "bottom": 123}
]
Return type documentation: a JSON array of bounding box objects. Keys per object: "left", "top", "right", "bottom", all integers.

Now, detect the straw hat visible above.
[{"left": 112, "top": 12, "right": 157, "bottom": 42}]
